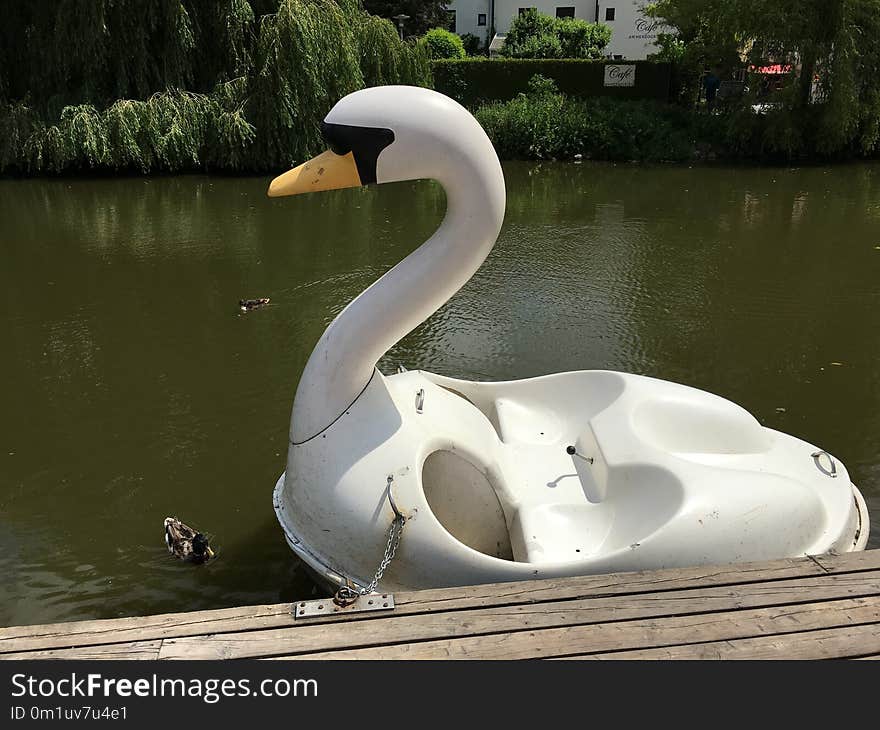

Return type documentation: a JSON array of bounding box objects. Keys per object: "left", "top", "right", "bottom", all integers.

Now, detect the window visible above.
[
  {"left": 478, "top": 12, "right": 487, "bottom": 26},
  {"left": 605, "top": 7, "right": 616, "bottom": 20},
  {"left": 556, "top": 6, "right": 575, "bottom": 17},
  {"left": 447, "top": 9, "right": 456, "bottom": 31},
  {"left": 518, "top": 7, "right": 536, "bottom": 15}
]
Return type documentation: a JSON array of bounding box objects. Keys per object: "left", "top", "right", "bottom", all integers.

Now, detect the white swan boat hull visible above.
[{"left": 274, "top": 368, "right": 869, "bottom": 592}]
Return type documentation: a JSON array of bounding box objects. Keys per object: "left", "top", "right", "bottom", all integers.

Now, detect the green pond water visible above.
[{"left": 2, "top": 161, "right": 879, "bottom": 626}]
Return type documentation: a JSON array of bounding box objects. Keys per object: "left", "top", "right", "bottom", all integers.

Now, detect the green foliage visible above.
[
  {"left": 508, "top": 33, "right": 563, "bottom": 60},
  {"left": 556, "top": 18, "right": 613, "bottom": 59},
  {"left": 432, "top": 58, "right": 674, "bottom": 108},
  {"left": 649, "top": 34, "right": 686, "bottom": 64},
  {"left": 208, "top": 78, "right": 257, "bottom": 170},
  {"left": 527, "top": 75, "right": 560, "bottom": 97},
  {"left": 103, "top": 100, "right": 156, "bottom": 172},
  {"left": 501, "top": 8, "right": 557, "bottom": 57},
  {"left": 247, "top": 0, "right": 364, "bottom": 170},
  {"left": 476, "top": 79, "right": 702, "bottom": 162},
  {"left": 361, "top": 0, "right": 451, "bottom": 36},
  {"left": 648, "top": 0, "right": 880, "bottom": 159},
  {"left": 0, "top": 0, "right": 430, "bottom": 175},
  {"left": 3, "top": 91, "right": 228, "bottom": 174},
  {"left": 357, "top": 14, "right": 432, "bottom": 87},
  {"left": 420, "top": 27, "right": 466, "bottom": 59},
  {"left": 500, "top": 9, "right": 611, "bottom": 59},
  {"left": 0, "top": 104, "right": 40, "bottom": 171},
  {"left": 460, "top": 33, "right": 483, "bottom": 56}
]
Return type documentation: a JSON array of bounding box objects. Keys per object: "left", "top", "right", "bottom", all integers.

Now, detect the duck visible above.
[
  {"left": 267, "top": 85, "right": 868, "bottom": 593},
  {"left": 239, "top": 297, "right": 270, "bottom": 311},
  {"left": 163, "top": 517, "right": 215, "bottom": 564}
]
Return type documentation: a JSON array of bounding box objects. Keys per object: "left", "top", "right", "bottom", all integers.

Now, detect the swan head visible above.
[{"left": 267, "top": 86, "right": 503, "bottom": 198}]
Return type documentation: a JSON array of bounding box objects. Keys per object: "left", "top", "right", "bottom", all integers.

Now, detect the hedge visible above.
[{"left": 432, "top": 58, "right": 672, "bottom": 108}]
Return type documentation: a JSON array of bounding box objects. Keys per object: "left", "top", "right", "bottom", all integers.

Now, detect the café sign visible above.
[
  {"left": 629, "top": 18, "right": 661, "bottom": 40},
  {"left": 604, "top": 65, "right": 636, "bottom": 87}
]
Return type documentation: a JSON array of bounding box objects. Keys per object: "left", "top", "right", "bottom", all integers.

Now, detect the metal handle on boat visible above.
[
  {"left": 566, "top": 445, "right": 594, "bottom": 465},
  {"left": 811, "top": 450, "right": 837, "bottom": 478},
  {"left": 386, "top": 474, "right": 404, "bottom": 519},
  {"left": 415, "top": 388, "right": 425, "bottom": 413}
]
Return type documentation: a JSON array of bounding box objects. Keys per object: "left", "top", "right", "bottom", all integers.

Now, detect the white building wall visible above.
[
  {"left": 448, "top": 0, "right": 661, "bottom": 60},
  {"left": 447, "top": 0, "right": 491, "bottom": 42},
  {"left": 597, "top": 1, "right": 662, "bottom": 60},
  {"left": 493, "top": 0, "right": 599, "bottom": 33}
]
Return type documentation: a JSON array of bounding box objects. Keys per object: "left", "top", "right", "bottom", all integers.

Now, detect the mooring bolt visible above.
[{"left": 566, "top": 445, "right": 594, "bottom": 464}]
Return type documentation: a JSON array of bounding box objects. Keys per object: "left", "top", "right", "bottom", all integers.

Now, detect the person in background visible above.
[{"left": 704, "top": 66, "right": 722, "bottom": 112}]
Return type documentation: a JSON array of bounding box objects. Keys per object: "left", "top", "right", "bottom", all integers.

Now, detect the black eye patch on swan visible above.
[{"left": 321, "top": 122, "right": 394, "bottom": 185}]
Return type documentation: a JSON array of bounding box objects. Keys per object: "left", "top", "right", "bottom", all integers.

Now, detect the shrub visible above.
[
  {"left": 475, "top": 75, "right": 704, "bottom": 162},
  {"left": 526, "top": 74, "right": 559, "bottom": 97},
  {"left": 556, "top": 18, "right": 612, "bottom": 59},
  {"left": 420, "top": 27, "right": 466, "bottom": 59},
  {"left": 460, "top": 33, "right": 483, "bottom": 56},
  {"left": 500, "top": 9, "right": 610, "bottom": 59}
]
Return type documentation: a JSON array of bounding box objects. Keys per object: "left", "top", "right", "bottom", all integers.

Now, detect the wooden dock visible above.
[{"left": 3, "top": 550, "right": 880, "bottom": 660}]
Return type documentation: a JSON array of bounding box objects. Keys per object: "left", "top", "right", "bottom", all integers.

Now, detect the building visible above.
[{"left": 447, "top": 0, "right": 662, "bottom": 60}]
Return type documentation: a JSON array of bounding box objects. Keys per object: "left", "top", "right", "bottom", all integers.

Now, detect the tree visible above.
[
  {"left": 420, "top": 27, "right": 466, "bottom": 59},
  {"left": 647, "top": 0, "right": 880, "bottom": 157},
  {"left": 500, "top": 9, "right": 611, "bottom": 59},
  {"left": 0, "top": 0, "right": 431, "bottom": 174},
  {"left": 361, "top": 0, "right": 450, "bottom": 37}
]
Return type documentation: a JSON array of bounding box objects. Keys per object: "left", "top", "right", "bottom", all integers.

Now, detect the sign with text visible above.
[
  {"left": 628, "top": 18, "right": 662, "bottom": 42},
  {"left": 604, "top": 65, "right": 636, "bottom": 87}
]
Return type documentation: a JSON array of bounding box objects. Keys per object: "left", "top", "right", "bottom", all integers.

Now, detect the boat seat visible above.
[
  {"left": 502, "top": 403, "right": 687, "bottom": 564},
  {"left": 502, "top": 435, "right": 610, "bottom": 563}
]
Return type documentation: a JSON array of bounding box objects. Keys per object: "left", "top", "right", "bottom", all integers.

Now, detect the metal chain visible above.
[
  {"left": 362, "top": 511, "right": 405, "bottom": 595},
  {"left": 333, "top": 476, "right": 406, "bottom": 606}
]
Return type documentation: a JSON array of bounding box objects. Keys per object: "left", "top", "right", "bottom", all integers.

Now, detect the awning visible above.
[
  {"left": 489, "top": 33, "right": 506, "bottom": 53},
  {"left": 749, "top": 64, "right": 791, "bottom": 75}
]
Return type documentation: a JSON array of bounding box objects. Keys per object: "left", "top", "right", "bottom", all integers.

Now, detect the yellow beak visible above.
[{"left": 267, "top": 149, "right": 362, "bottom": 197}]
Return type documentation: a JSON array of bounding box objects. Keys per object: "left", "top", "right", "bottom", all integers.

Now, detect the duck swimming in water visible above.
[
  {"left": 163, "top": 517, "right": 215, "bottom": 564},
  {"left": 239, "top": 297, "right": 270, "bottom": 311}
]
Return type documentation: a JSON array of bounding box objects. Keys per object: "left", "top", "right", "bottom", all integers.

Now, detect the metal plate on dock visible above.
[{"left": 293, "top": 593, "right": 395, "bottom": 619}]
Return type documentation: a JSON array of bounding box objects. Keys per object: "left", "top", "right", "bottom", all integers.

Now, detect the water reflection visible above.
[{"left": 1, "top": 161, "right": 879, "bottom": 625}]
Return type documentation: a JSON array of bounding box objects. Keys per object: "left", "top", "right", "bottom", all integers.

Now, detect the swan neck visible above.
[{"left": 291, "top": 160, "right": 505, "bottom": 443}]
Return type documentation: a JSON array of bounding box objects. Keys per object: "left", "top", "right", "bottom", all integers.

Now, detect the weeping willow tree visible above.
[{"left": 0, "top": 0, "right": 430, "bottom": 174}]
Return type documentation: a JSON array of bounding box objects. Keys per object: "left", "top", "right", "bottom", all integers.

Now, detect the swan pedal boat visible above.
[{"left": 268, "top": 86, "right": 869, "bottom": 592}]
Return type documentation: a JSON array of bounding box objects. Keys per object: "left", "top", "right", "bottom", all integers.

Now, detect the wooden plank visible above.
[
  {"left": 280, "top": 596, "right": 880, "bottom": 659},
  {"left": 387, "top": 556, "right": 828, "bottom": 616},
  {"left": 569, "top": 623, "right": 880, "bottom": 660},
  {"left": 0, "top": 604, "right": 296, "bottom": 655},
  {"left": 160, "top": 570, "right": 880, "bottom": 659},
  {"left": 0, "top": 640, "right": 162, "bottom": 661},
  {"left": 297, "top": 550, "right": 880, "bottom": 626},
  {"left": 1, "top": 551, "right": 876, "bottom": 658},
  {"left": 812, "top": 550, "right": 880, "bottom": 573},
  {"left": 0, "top": 553, "right": 843, "bottom": 653}
]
